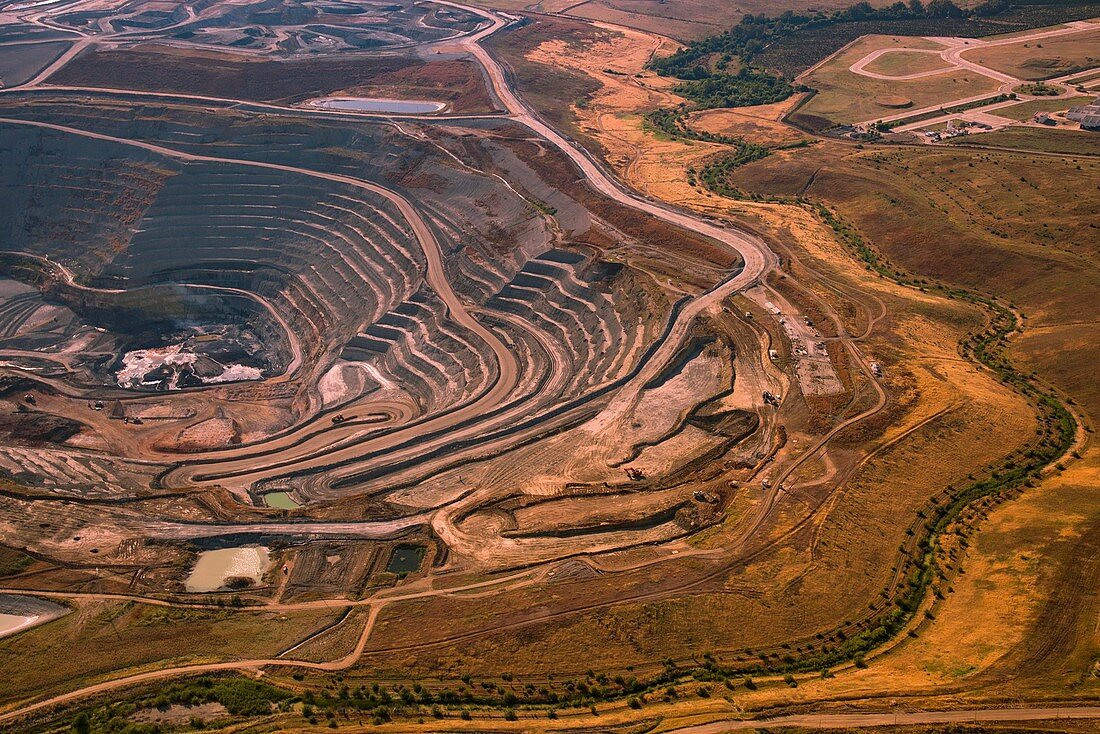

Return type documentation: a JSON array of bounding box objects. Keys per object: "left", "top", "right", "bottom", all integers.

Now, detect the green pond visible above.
[
  {"left": 386, "top": 545, "right": 425, "bottom": 574},
  {"left": 263, "top": 491, "right": 300, "bottom": 509}
]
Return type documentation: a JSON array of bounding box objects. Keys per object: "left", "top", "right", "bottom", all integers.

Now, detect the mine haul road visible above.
[
  {"left": 0, "top": 250, "right": 307, "bottom": 382},
  {"left": 0, "top": 0, "right": 909, "bottom": 724},
  {"left": 0, "top": 2, "right": 777, "bottom": 499},
  {"left": 0, "top": 115, "right": 526, "bottom": 499}
]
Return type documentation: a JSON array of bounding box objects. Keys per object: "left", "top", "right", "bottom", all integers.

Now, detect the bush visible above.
[{"left": 670, "top": 68, "right": 796, "bottom": 109}]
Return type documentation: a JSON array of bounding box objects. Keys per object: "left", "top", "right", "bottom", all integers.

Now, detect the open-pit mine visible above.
[{"left": 0, "top": 0, "right": 1093, "bottom": 730}]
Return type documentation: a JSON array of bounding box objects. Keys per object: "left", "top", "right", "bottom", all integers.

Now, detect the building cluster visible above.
[
  {"left": 921, "top": 118, "right": 991, "bottom": 141},
  {"left": 1066, "top": 96, "right": 1100, "bottom": 131}
]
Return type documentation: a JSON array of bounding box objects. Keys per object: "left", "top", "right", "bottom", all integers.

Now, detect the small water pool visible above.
[
  {"left": 386, "top": 544, "right": 425, "bottom": 575},
  {"left": 263, "top": 491, "right": 300, "bottom": 509},
  {"left": 306, "top": 96, "right": 446, "bottom": 114},
  {"left": 0, "top": 595, "right": 68, "bottom": 639},
  {"left": 185, "top": 546, "right": 270, "bottom": 592}
]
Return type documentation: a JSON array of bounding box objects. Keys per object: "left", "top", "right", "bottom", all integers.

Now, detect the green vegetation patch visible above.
[
  {"left": 691, "top": 144, "right": 774, "bottom": 196},
  {"left": 0, "top": 546, "right": 33, "bottom": 577},
  {"left": 1015, "top": 82, "right": 1061, "bottom": 96},
  {"left": 665, "top": 68, "right": 799, "bottom": 111},
  {"left": 36, "top": 677, "right": 292, "bottom": 734}
]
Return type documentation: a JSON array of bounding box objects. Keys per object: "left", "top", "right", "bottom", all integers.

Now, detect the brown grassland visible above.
[
  {"left": 861, "top": 49, "right": 956, "bottom": 77},
  {"left": 797, "top": 35, "right": 1002, "bottom": 126},
  {"left": 948, "top": 126, "right": 1100, "bottom": 154},
  {"left": 961, "top": 24, "right": 1100, "bottom": 80},
  {"left": 0, "top": 601, "right": 343, "bottom": 703},
  {"left": 411, "top": 12, "right": 1100, "bottom": 726}
]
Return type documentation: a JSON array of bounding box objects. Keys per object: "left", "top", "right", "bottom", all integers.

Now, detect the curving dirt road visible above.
[
  {"left": 0, "top": 115, "right": 529, "bottom": 497},
  {"left": 0, "top": 250, "right": 307, "bottom": 382},
  {"left": 0, "top": 0, "right": 915, "bottom": 723}
]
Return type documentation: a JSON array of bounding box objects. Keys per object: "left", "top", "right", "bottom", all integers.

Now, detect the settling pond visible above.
[
  {"left": 263, "top": 491, "right": 300, "bottom": 509},
  {"left": 306, "top": 96, "right": 446, "bottom": 113},
  {"left": 185, "top": 546, "right": 270, "bottom": 592},
  {"left": 0, "top": 595, "right": 69, "bottom": 639},
  {"left": 387, "top": 544, "right": 425, "bottom": 574},
  {"left": 0, "top": 612, "right": 38, "bottom": 638}
]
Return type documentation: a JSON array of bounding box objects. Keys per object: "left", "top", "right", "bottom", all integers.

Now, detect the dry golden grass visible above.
[
  {"left": 800, "top": 35, "right": 1001, "bottom": 125},
  {"left": 862, "top": 50, "right": 955, "bottom": 77},
  {"left": 996, "top": 94, "right": 1095, "bottom": 119},
  {"left": 689, "top": 102, "right": 812, "bottom": 146},
  {"left": 961, "top": 26, "right": 1100, "bottom": 80},
  {"left": 0, "top": 601, "right": 342, "bottom": 708}
]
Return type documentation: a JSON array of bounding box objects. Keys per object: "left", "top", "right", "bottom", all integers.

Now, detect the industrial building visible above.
[{"left": 1066, "top": 96, "right": 1100, "bottom": 131}]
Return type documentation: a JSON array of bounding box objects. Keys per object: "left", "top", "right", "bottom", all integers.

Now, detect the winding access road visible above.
[
  {"left": 0, "top": 1, "right": 918, "bottom": 724},
  {"left": 0, "top": 115, "right": 525, "bottom": 497}
]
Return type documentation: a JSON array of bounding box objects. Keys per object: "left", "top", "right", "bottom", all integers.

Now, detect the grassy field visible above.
[
  {"left": 961, "top": 25, "right": 1100, "bottom": 81},
  {"left": 690, "top": 139, "right": 1095, "bottom": 704},
  {"left": 722, "top": 139, "right": 1099, "bottom": 455},
  {"left": 797, "top": 35, "right": 1002, "bottom": 127},
  {"left": 861, "top": 49, "right": 955, "bottom": 77},
  {"left": 951, "top": 126, "right": 1100, "bottom": 154},
  {"left": 0, "top": 601, "right": 343, "bottom": 707},
  {"left": 996, "top": 94, "right": 1095, "bottom": 119}
]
